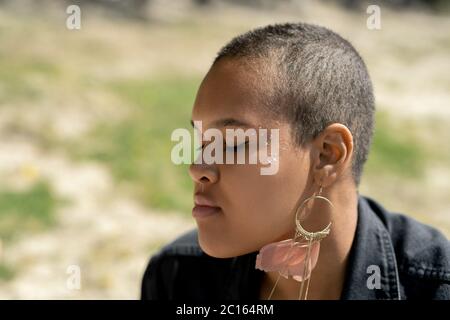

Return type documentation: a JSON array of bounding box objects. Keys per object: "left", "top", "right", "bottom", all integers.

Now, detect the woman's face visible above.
[{"left": 189, "top": 59, "right": 314, "bottom": 258}]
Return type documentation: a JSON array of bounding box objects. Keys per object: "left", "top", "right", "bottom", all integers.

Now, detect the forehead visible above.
[{"left": 192, "top": 59, "right": 271, "bottom": 130}]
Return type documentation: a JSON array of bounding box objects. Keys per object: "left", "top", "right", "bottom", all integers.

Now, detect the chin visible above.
[
  {"left": 198, "top": 234, "right": 254, "bottom": 259},
  {"left": 198, "top": 238, "right": 231, "bottom": 258}
]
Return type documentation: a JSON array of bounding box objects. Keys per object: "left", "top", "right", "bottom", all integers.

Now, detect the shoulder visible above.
[
  {"left": 140, "top": 228, "right": 235, "bottom": 300},
  {"left": 153, "top": 228, "right": 204, "bottom": 257},
  {"left": 363, "top": 195, "right": 450, "bottom": 299}
]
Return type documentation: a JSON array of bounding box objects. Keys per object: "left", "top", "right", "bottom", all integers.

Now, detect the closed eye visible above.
[
  {"left": 196, "top": 140, "right": 250, "bottom": 153},
  {"left": 224, "top": 140, "right": 249, "bottom": 153}
]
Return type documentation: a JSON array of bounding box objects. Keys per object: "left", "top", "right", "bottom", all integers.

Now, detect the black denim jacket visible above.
[{"left": 141, "top": 193, "right": 450, "bottom": 300}]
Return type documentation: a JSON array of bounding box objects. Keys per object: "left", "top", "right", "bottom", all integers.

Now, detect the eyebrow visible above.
[{"left": 190, "top": 118, "right": 252, "bottom": 129}]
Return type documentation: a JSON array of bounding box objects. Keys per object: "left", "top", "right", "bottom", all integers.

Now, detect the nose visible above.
[{"left": 188, "top": 162, "right": 219, "bottom": 187}]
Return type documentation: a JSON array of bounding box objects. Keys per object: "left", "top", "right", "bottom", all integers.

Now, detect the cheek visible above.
[{"left": 219, "top": 152, "right": 309, "bottom": 251}]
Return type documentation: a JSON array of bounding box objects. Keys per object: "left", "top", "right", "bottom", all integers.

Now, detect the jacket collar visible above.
[
  {"left": 340, "top": 193, "right": 401, "bottom": 299},
  {"left": 225, "top": 193, "right": 402, "bottom": 300}
]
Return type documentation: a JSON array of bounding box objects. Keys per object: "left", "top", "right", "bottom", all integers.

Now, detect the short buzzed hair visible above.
[{"left": 213, "top": 23, "right": 375, "bottom": 187}]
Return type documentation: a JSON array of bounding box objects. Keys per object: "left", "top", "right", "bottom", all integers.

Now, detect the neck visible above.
[{"left": 259, "top": 185, "right": 358, "bottom": 300}]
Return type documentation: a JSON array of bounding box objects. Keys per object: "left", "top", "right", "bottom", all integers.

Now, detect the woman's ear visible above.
[{"left": 311, "top": 123, "right": 354, "bottom": 187}]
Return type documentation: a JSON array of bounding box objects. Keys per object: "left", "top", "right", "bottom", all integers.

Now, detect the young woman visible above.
[{"left": 141, "top": 23, "right": 450, "bottom": 300}]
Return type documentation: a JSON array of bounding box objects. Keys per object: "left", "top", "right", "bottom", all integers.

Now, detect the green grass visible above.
[
  {"left": 69, "top": 75, "right": 200, "bottom": 214},
  {"left": 0, "top": 181, "right": 60, "bottom": 241},
  {"left": 0, "top": 262, "right": 15, "bottom": 281},
  {"left": 0, "top": 53, "right": 60, "bottom": 104},
  {"left": 365, "top": 111, "right": 427, "bottom": 180}
]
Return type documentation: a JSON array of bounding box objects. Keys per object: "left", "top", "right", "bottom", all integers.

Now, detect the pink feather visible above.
[{"left": 255, "top": 238, "right": 320, "bottom": 282}]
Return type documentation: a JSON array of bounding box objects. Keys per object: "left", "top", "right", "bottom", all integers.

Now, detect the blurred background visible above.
[{"left": 0, "top": 0, "right": 448, "bottom": 299}]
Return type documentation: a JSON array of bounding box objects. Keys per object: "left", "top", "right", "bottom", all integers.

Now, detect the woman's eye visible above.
[
  {"left": 196, "top": 141, "right": 250, "bottom": 153},
  {"left": 225, "top": 140, "right": 249, "bottom": 153}
]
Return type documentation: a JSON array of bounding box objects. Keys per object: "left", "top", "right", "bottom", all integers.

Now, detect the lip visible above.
[
  {"left": 192, "top": 193, "right": 221, "bottom": 219},
  {"left": 192, "top": 205, "right": 221, "bottom": 219},
  {"left": 194, "top": 193, "right": 219, "bottom": 207}
]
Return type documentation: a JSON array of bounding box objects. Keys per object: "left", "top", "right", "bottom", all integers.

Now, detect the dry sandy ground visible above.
[{"left": 0, "top": 139, "right": 195, "bottom": 299}]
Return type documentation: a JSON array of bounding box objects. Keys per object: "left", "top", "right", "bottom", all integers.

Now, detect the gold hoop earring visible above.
[
  {"left": 293, "top": 186, "right": 333, "bottom": 300},
  {"left": 294, "top": 186, "right": 333, "bottom": 242},
  {"left": 260, "top": 185, "right": 334, "bottom": 300}
]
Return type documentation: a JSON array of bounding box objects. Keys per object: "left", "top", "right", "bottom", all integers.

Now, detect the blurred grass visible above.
[
  {"left": 361, "top": 111, "right": 450, "bottom": 236},
  {"left": 0, "top": 181, "right": 60, "bottom": 241},
  {"left": 0, "top": 262, "right": 15, "bottom": 281},
  {"left": 0, "top": 55, "right": 59, "bottom": 103},
  {"left": 365, "top": 110, "right": 427, "bottom": 180},
  {"left": 67, "top": 75, "right": 200, "bottom": 214}
]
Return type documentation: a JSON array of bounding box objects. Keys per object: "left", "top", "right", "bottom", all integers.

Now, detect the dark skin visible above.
[{"left": 189, "top": 58, "right": 358, "bottom": 300}]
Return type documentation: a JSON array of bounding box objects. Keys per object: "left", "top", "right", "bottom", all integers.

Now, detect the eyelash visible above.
[
  {"left": 225, "top": 140, "right": 249, "bottom": 153},
  {"left": 196, "top": 140, "right": 249, "bottom": 153}
]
